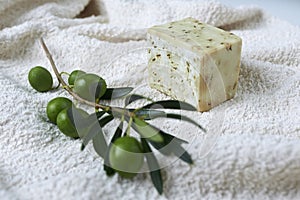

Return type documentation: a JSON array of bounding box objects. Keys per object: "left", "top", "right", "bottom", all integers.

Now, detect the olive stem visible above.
[
  {"left": 40, "top": 38, "right": 109, "bottom": 111},
  {"left": 126, "top": 117, "right": 133, "bottom": 136},
  {"left": 40, "top": 38, "right": 134, "bottom": 119}
]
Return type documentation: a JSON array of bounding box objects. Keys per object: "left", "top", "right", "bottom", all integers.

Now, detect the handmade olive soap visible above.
[{"left": 147, "top": 17, "right": 242, "bottom": 111}]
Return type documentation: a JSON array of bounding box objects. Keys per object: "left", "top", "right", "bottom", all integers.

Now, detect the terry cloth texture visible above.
[{"left": 0, "top": 0, "right": 299, "bottom": 199}]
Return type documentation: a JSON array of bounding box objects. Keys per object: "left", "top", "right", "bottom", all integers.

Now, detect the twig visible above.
[{"left": 39, "top": 37, "right": 130, "bottom": 116}]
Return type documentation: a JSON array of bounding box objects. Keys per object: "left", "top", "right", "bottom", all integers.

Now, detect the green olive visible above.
[
  {"left": 68, "top": 70, "right": 86, "bottom": 85},
  {"left": 56, "top": 108, "right": 76, "bottom": 138},
  {"left": 28, "top": 66, "right": 53, "bottom": 92},
  {"left": 46, "top": 97, "right": 72, "bottom": 124},
  {"left": 109, "top": 136, "right": 144, "bottom": 178},
  {"left": 56, "top": 107, "right": 89, "bottom": 139},
  {"left": 73, "top": 73, "right": 107, "bottom": 102},
  {"left": 70, "top": 108, "right": 90, "bottom": 138}
]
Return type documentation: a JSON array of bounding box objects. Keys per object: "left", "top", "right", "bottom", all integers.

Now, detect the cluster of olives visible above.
[
  {"left": 28, "top": 66, "right": 144, "bottom": 179},
  {"left": 28, "top": 66, "right": 107, "bottom": 138},
  {"left": 46, "top": 96, "right": 89, "bottom": 138},
  {"left": 28, "top": 66, "right": 107, "bottom": 101}
]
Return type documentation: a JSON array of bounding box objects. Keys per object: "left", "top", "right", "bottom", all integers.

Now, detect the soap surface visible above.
[{"left": 147, "top": 17, "right": 242, "bottom": 111}]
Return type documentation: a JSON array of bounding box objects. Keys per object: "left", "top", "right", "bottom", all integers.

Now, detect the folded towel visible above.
[{"left": 0, "top": 0, "right": 299, "bottom": 199}]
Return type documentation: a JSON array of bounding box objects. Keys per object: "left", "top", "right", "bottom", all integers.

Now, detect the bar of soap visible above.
[{"left": 147, "top": 17, "right": 242, "bottom": 112}]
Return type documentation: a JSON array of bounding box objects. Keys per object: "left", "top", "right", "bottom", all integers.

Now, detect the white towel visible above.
[{"left": 0, "top": 0, "right": 300, "bottom": 199}]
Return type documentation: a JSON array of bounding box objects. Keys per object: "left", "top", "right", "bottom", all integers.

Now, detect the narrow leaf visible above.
[
  {"left": 103, "top": 121, "right": 124, "bottom": 176},
  {"left": 101, "top": 87, "right": 133, "bottom": 100},
  {"left": 125, "top": 94, "right": 152, "bottom": 106},
  {"left": 131, "top": 117, "right": 163, "bottom": 142},
  {"left": 81, "top": 123, "right": 97, "bottom": 150},
  {"left": 172, "top": 145, "right": 193, "bottom": 164},
  {"left": 98, "top": 115, "right": 114, "bottom": 127},
  {"left": 81, "top": 122, "right": 106, "bottom": 153},
  {"left": 141, "top": 138, "right": 163, "bottom": 194},
  {"left": 147, "top": 129, "right": 188, "bottom": 155},
  {"left": 133, "top": 109, "right": 166, "bottom": 120},
  {"left": 150, "top": 113, "right": 206, "bottom": 132},
  {"left": 84, "top": 111, "right": 106, "bottom": 125},
  {"left": 111, "top": 121, "right": 124, "bottom": 142},
  {"left": 148, "top": 134, "right": 193, "bottom": 164},
  {"left": 92, "top": 126, "right": 108, "bottom": 159},
  {"left": 95, "top": 111, "right": 106, "bottom": 119},
  {"left": 142, "top": 100, "right": 197, "bottom": 111}
]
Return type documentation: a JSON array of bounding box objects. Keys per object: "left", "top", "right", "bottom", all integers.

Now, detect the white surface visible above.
[
  {"left": 219, "top": 0, "right": 300, "bottom": 26},
  {"left": 0, "top": 0, "right": 300, "bottom": 199}
]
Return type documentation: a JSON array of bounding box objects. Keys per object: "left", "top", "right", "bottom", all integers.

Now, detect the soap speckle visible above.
[
  {"left": 225, "top": 43, "right": 232, "bottom": 51},
  {"left": 186, "top": 61, "right": 190, "bottom": 73}
]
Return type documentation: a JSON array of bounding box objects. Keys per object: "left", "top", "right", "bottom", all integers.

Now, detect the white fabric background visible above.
[
  {"left": 219, "top": 0, "right": 300, "bottom": 26},
  {"left": 0, "top": 0, "right": 300, "bottom": 199}
]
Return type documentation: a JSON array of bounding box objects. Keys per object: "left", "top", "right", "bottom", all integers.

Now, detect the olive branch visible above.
[{"left": 39, "top": 38, "right": 206, "bottom": 194}]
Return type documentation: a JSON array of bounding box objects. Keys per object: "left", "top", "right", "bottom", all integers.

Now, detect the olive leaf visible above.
[
  {"left": 101, "top": 87, "right": 133, "bottom": 100},
  {"left": 104, "top": 121, "right": 124, "bottom": 176},
  {"left": 84, "top": 111, "right": 106, "bottom": 123},
  {"left": 141, "top": 138, "right": 163, "bottom": 194},
  {"left": 146, "top": 112, "right": 206, "bottom": 132},
  {"left": 81, "top": 122, "right": 108, "bottom": 160},
  {"left": 147, "top": 131, "right": 193, "bottom": 164},
  {"left": 173, "top": 146, "right": 193, "bottom": 164},
  {"left": 130, "top": 117, "right": 163, "bottom": 143},
  {"left": 125, "top": 94, "right": 152, "bottom": 106},
  {"left": 95, "top": 110, "right": 106, "bottom": 118},
  {"left": 81, "top": 114, "right": 114, "bottom": 151},
  {"left": 81, "top": 122, "right": 97, "bottom": 151},
  {"left": 132, "top": 109, "right": 166, "bottom": 120},
  {"left": 98, "top": 115, "right": 114, "bottom": 127},
  {"left": 142, "top": 100, "right": 197, "bottom": 111},
  {"left": 146, "top": 129, "right": 186, "bottom": 156},
  {"left": 93, "top": 128, "right": 108, "bottom": 159}
]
